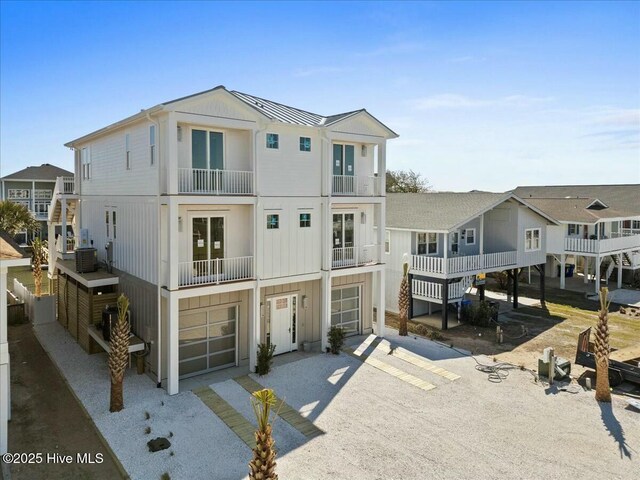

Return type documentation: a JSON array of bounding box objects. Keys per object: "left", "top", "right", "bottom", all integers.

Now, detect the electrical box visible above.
[
  {"left": 79, "top": 228, "right": 90, "bottom": 248},
  {"left": 538, "top": 356, "right": 571, "bottom": 380}
]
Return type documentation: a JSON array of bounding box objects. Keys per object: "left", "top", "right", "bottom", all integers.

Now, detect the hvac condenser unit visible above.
[{"left": 75, "top": 248, "right": 98, "bottom": 273}]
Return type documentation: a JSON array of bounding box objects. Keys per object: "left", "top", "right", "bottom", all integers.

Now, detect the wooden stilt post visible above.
[
  {"left": 441, "top": 280, "right": 449, "bottom": 330},
  {"left": 539, "top": 264, "right": 546, "bottom": 306},
  {"left": 513, "top": 268, "right": 519, "bottom": 309},
  {"left": 479, "top": 284, "right": 485, "bottom": 302}
]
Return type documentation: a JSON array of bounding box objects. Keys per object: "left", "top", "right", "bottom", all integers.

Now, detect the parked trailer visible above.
[{"left": 575, "top": 327, "right": 640, "bottom": 386}]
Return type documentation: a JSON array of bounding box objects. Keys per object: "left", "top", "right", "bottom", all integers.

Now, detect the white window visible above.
[
  {"left": 125, "top": 134, "right": 131, "bottom": 170},
  {"left": 81, "top": 147, "right": 91, "bottom": 179},
  {"left": 8, "top": 189, "right": 30, "bottom": 199},
  {"left": 385, "top": 230, "right": 390, "bottom": 254},
  {"left": 299, "top": 137, "right": 311, "bottom": 152},
  {"left": 525, "top": 228, "right": 541, "bottom": 251},
  {"left": 465, "top": 228, "right": 476, "bottom": 245},
  {"left": 418, "top": 232, "right": 437, "bottom": 255},
  {"left": 34, "top": 189, "right": 52, "bottom": 199},
  {"left": 451, "top": 232, "right": 459, "bottom": 253},
  {"left": 149, "top": 125, "right": 156, "bottom": 165}
]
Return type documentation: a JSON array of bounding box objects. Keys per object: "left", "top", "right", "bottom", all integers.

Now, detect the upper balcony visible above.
[
  {"left": 411, "top": 251, "right": 519, "bottom": 277},
  {"left": 332, "top": 244, "right": 382, "bottom": 269},
  {"left": 565, "top": 233, "right": 640, "bottom": 255},
  {"left": 178, "top": 168, "right": 253, "bottom": 195}
]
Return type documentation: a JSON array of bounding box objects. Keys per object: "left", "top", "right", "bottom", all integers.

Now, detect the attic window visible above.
[{"left": 586, "top": 199, "right": 607, "bottom": 210}]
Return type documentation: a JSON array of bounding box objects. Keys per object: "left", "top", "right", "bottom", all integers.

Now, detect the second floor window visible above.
[
  {"left": 451, "top": 232, "right": 459, "bottom": 253},
  {"left": 418, "top": 232, "right": 437, "bottom": 255},
  {"left": 465, "top": 228, "right": 476, "bottom": 245},
  {"left": 299, "top": 213, "right": 311, "bottom": 228},
  {"left": 568, "top": 224, "right": 580, "bottom": 235},
  {"left": 266, "top": 133, "right": 279, "bottom": 149},
  {"left": 8, "top": 189, "right": 30, "bottom": 199},
  {"left": 525, "top": 228, "right": 541, "bottom": 251},
  {"left": 81, "top": 147, "right": 91, "bottom": 179},
  {"left": 299, "top": 137, "right": 311, "bottom": 152}
]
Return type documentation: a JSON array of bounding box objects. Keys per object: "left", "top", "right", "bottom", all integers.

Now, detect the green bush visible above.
[
  {"left": 327, "top": 326, "right": 345, "bottom": 354},
  {"left": 460, "top": 301, "right": 498, "bottom": 327},
  {"left": 255, "top": 343, "right": 276, "bottom": 376}
]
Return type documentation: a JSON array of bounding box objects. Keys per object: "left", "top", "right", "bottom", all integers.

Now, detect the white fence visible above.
[
  {"left": 332, "top": 175, "right": 381, "bottom": 196},
  {"left": 412, "top": 279, "right": 442, "bottom": 300},
  {"left": 12, "top": 279, "right": 56, "bottom": 325},
  {"left": 411, "top": 250, "right": 518, "bottom": 275},
  {"left": 178, "top": 168, "right": 254, "bottom": 195},
  {"left": 178, "top": 256, "right": 254, "bottom": 287},
  {"left": 332, "top": 245, "right": 381, "bottom": 268}
]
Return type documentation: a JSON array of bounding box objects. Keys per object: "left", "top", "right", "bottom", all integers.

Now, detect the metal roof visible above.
[{"left": 1, "top": 163, "right": 73, "bottom": 181}]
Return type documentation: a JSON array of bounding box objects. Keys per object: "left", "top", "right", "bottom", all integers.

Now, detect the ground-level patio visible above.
[{"left": 26, "top": 319, "right": 639, "bottom": 479}]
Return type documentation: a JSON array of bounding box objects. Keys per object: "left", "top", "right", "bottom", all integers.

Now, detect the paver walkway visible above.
[{"left": 234, "top": 376, "right": 324, "bottom": 439}]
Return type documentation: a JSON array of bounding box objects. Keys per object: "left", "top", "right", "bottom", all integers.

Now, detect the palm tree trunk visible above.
[
  {"left": 594, "top": 287, "right": 611, "bottom": 403},
  {"left": 110, "top": 379, "right": 124, "bottom": 412}
]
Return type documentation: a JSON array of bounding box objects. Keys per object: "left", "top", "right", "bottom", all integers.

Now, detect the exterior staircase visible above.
[{"left": 47, "top": 176, "right": 78, "bottom": 278}]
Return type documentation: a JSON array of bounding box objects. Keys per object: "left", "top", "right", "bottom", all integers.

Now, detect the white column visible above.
[
  {"left": 479, "top": 214, "right": 484, "bottom": 269},
  {"left": 166, "top": 113, "right": 179, "bottom": 195},
  {"left": 167, "top": 198, "right": 179, "bottom": 290},
  {"left": 617, "top": 253, "right": 623, "bottom": 288},
  {"left": 595, "top": 255, "right": 601, "bottom": 294},
  {"left": 166, "top": 293, "right": 180, "bottom": 395},
  {"left": 443, "top": 233, "right": 449, "bottom": 275},
  {"left": 377, "top": 142, "right": 387, "bottom": 195},
  {"left": 560, "top": 254, "right": 566, "bottom": 289},
  {"left": 1, "top": 266, "right": 9, "bottom": 454},
  {"left": 249, "top": 287, "right": 261, "bottom": 372},
  {"left": 377, "top": 269, "right": 385, "bottom": 338},
  {"left": 320, "top": 271, "right": 331, "bottom": 351},
  {"left": 61, "top": 199, "right": 67, "bottom": 254},
  {"left": 584, "top": 256, "right": 589, "bottom": 283}
]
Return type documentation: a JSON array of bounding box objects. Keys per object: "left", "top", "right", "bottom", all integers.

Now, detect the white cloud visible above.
[{"left": 413, "top": 93, "right": 553, "bottom": 110}]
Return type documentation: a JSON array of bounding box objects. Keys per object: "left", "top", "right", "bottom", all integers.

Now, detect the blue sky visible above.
[{"left": 1, "top": 1, "right": 639, "bottom": 191}]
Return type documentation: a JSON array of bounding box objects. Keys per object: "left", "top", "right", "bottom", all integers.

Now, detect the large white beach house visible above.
[{"left": 47, "top": 86, "right": 397, "bottom": 394}]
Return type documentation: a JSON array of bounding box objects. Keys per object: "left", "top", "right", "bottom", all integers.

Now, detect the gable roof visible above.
[
  {"left": 66, "top": 85, "right": 398, "bottom": 147},
  {"left": 0, "top": 230, "right": 29, "bottom": 260},
  {"left": 386, "top": 192, "right": 556, "bottom": 232},
  {"left": 1, "top": 163, "right": 73, "bottom": 181},
  {"left": 512, "top": 185, "right": 640, "bottom": 223}
]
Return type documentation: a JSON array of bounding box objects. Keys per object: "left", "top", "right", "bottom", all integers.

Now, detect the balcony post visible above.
[
  {"left": 479, "top": 214, "right": 484, "bottom": 269},
  {"left": 560, "top": 254, "right": 566, "bottom": 289},
  {"left": 377, "top": 142, "right": 386, "bottom": 195},
  {"left": 376, "top": 268, "right": 385, "bottom": 338},
  {"left": 617, "top": 253, "right": 623, "bottom": 288},
  {"left": 595, "top": 255, "right": 601, "bottom": 294},
  {"left": 168, "top": 197, "right": 179, "bottom": 290},
  {"left": 166, "top": 113, "right": 178, "bottom": 195},
  {"left": 61, "top": 200, "right": 67, "bottom": 254},
  {"left": 166, "top": 293, "right": 179, "bottom": 395},
  {"left": 513, "top": 268, "right": 519, "bottom": 309},
  {"left": 443, "top": 233, "right": 449, "bottom": 275},
  {"left": 249, "top": 287, "right": 260, "bottom": 372},
  {"left": 441, "top": 279, "right": 449, "bottom": 330}
]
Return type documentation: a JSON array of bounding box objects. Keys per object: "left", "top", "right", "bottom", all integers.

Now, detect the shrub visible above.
[
  {"left": 460, "top": 301, "right": 498, "bottom": 327},
  {"left": 412, "top": 323, "right": 444, "bottom": 341},
  {"left": 255, "top": 343, "right": 276, "bottom": 376},
  {"left": 328, "top": 326, "right": 345, "bottom": 354}
]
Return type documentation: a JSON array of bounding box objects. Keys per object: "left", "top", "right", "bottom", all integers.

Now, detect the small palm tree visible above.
[
  {"left": 398, "top": 260, "right": 409, "bottom": 336},
  {"left": 108, "top": 294, "right": 131, "bottom": 412},
  {"left": 594, "top": 287, "right": 611, "bottom": 403},
  {"left": 0, "top": 200, "right": 39, "bottom": 236},
  {"left": 31, "top": 237, "right": 48, "bottom": 297},
  {"left": 249, "top": 389, "right": 280, "bottom": 480}
]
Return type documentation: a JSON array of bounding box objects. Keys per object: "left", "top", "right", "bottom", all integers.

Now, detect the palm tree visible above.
[
  {"left": 398, "top": 260, "right": 409, "bottom": 336},
  {"left": 0, "top": 200, "right": 39, "bottom": 236},
  {"left": 108, "top": 294, "right": 131, "bottom": 412},
  {"left": 31, "top": 237, "right": 48, "bottom": 297},
  {"left": 594, "top": 287, "right": 611, "bottom": 403},
  {"left": 249, "top": 389, "right": 279, "bottom": 480}
]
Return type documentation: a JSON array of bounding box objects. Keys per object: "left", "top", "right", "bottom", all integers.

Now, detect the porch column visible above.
[
  {"left": 376, "top": 268, "right": 386, "bottom": 338},
  {"left": 595, "top": 255, "right": 601, "bottom": 295},
  {"left": 443, "top": 232, "right": 449, "bottom": 275},
  {"left": 479, "top": 214, "right": 485, "bottom": 269},
  {"left": 513, "top": 268, "right": 519, "bottom": 309},
  {"left": 166, "top": 293, "right": 180, "bottom": 395},
  {"left": 1, "top": 266, "right": 9, "bottom": 454},
  {"left": 61, "top": 199, "right": 67, "bottom": 254},
  {"left": 377, "top": 142, "right": 387, "bottom": 194},
  {"left": 441, "top": 280, "right": 449, "bottom": 330},
  {"left": 617, "top": 253, "right": 623, "bottom": 288},
  {"left": 584, "top": 256, "right": 589, "bottom": 284},
  {"left": 166, "top": 112, "right": 179, "bottom": 195},
  {"left": 249, "top": 287, "right": 260, "bottom": 372},
  {"left": 167, "top": 198, "right": 179, "bottom": 290},
  {"left": 539, "top": 264, "right": 546, "bottom": 306},
  {"left": 560, "top": 254, "right": 566, "bottom": 289},
  {"left": 320, "top": 271, "right": 331, "bottom": 351}
]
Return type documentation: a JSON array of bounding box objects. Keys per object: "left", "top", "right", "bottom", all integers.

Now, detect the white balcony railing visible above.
[
  {"left": 332, "top": 175, "right": 381, "bottom": 196},
  {"left": 332, "top": 245, "right": 381, "bottom": 268},
  {"left": 565, "top": 234, "right": 640, "bottom": 254},
  {"left": 54, "top": 176, "right": 75, "bottom": 195},
  {"left": 411, "top": 250, "right": 518, "bottom": 276},
  {"left": 178, "top": 256, "right": 253, "bottom": 287},
  {"left": 412, "top": 279, "right": 442, "bottom": 300},
  {"left": 33, "top": 200, "right": 50, "bottom": 219},
  {"left": 178, "top": 168, "right": 253, "bottom": 195}
]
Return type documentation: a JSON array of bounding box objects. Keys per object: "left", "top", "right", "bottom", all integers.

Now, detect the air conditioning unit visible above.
[{"left": 76, "top": 247, "right": 97, "bottom": 273}]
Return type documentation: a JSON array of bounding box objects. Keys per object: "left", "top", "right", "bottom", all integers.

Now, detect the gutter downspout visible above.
[{"left": 146, "top": 111, "right": 163, "bottom": 389}]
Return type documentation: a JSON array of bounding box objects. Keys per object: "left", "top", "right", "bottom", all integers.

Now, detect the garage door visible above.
[
  {"left": 331, "top": 286, "right": 360, "bottom": 336},
  {"left": 179, "top": 305, "right": 237, "bottom": 378}
]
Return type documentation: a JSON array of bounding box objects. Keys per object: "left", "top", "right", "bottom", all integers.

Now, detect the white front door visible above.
[{"left": 269, "top": 295, "right": 297, "bottom": 356}]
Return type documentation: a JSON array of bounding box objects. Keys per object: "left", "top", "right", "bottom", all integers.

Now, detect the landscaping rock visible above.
[{"left": 147, "top": 437, "right": 171, "bottom": 453}]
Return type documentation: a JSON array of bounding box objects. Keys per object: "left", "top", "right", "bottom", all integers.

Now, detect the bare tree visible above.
[{"left": 386, "top": 169, "right": 431, "bottom": 193}]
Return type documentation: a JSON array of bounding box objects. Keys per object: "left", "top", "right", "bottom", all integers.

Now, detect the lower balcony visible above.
[
  {"left": 332, "top": 245, "right": 381, "bottom": 269},
  {"left": 178, "top": 256, "right": 254, "bottom": 287}
]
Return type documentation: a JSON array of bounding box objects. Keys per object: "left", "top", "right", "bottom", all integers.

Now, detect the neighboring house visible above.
[
  {"left": 384, "top": 192, "right": 557, "bottom": 329},
  {"left": 0, "top": 163, "right": 74, "bottom": 244},
  {"left": 1, "top": 230, "right": 30, "bottom": 454},
  {"left": 48, "top": 85, "right": 397, "bottom": 394},
  {"left": 513, "top": 185, "right": 640, "bottom": 292}
]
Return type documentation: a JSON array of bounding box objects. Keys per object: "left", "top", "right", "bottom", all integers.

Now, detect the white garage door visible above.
[
  {"left": 179, "top": 305, "right": 237, "bottom": 378},
  {"left": 331, "top": 286, "right": 360, "bottom": 336}
]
